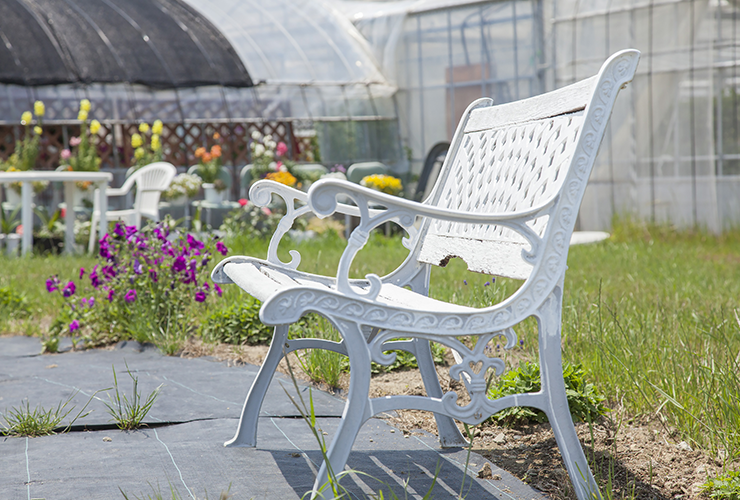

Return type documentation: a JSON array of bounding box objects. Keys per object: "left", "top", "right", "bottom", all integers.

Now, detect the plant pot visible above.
[
  {"left": 5, "top": 233, "right": 20, "bottom": 257},
  {"left": 4, "top": 186, "right": 21, "bottom": 207},
  {"left": 73, "top": 186, "right": 94, "bottom": 209},
  {"left": 168, "top": 195, "right": 188, "bottom": 206},
  {"left": 202, "top": 183, "right": 226, "bottom": 204},
  {"left": 33, "top": 235, "right": 64, "bottom": 255}
]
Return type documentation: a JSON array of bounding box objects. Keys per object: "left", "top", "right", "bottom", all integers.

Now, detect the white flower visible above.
[
  {"left": 264, "top": 134, "right": 273, "bottom": 142},
  {"left": 264, "top": 149, "right": 274, "bottom": 158},
  {"left": 322, "top": 172, "right": 347, "bottom": 181},
  {"left": 251, "top": 130, "right": 262, "bottom": 141},
  {"left": 254, "top": 144, "right": 265, "bottom": 156},
  {"left": 279, "top": 164, "right": 288, "bottom": 172},
  {"left": 268, "top": 161, "right": 277, "bottom": 171}
]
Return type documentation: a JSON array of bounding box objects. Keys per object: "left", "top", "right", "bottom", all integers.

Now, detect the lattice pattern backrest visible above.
[
  {"left": 417, "top": 75, "right": 599, "bottom": 280},
  {"left": 432, "top": 113, "right": 582, "bottom": 243}
]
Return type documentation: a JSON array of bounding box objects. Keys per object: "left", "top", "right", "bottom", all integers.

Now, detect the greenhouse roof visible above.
[{"left": 0, "top": 0, "right": 252, "bottom": 88}]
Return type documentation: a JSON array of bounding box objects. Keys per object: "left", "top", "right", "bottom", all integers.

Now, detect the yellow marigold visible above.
[
  {"left": 360, "top": 174, "right": 403, "bottom": 196},
  {"left": 77, "top": 109, "right": 88, "bottom": 122},
  {"left": 139, "top": 122, "right": 150, "bottom": 133},
  {"left": 131, "top": 133, "right": 143, "bottom": 148},
  {"left": 34, "top": 126, "right": 42, "bottom": 135},
  {"left": 151, "top": 134, "right": 161, "bottom": 151},
  {"left": 135, "top": 147, "right": 145, "bottom": 159},
  {"left": 194, "top": 147, "right": 206, "bottom": 158},
  {"left": 266, "top": 171, "right": 297, "bottom": 187},
  {"left": 79, "top": 99, "right": 91, "bottom": 112},
  {"left": 34, "top": 100, "right": 45, "bottom": 117},
  {"left": 89, "top": 119, "right": 101, "bottom": 135},
  {"left": 21, "top": 111, "right": 32, "bottom": 125},
  {"left": 152, "top": 119, "right": 163, "bottom": 135}
]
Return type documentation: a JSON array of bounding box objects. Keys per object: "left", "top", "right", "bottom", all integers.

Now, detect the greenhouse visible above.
[{"left": 1, "top": 0, "right": 739, "bottom": 230}]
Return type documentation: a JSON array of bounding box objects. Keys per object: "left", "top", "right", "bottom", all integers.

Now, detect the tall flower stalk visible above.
[{"left": 60, "top": 99, "right": 102, "bottom": 192}]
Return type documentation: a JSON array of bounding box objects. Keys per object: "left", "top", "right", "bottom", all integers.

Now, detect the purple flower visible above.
[
  {"left": 63, "top": 281, "right": 76, "bottom": 298},
  {"left": 216, "top": 241, "right": 228, "bottom": 256},
  {"left": 463, "top": 280, "right": 467, "bottom": 285},
  {"left": 173, "top": 255, "right": 187, "bottom": 272},
  {"left": 106, "top": 288, "right": 115, "bottom": 302},
  {"left": 200, "top": 255, "right": 211, "bottom": 268},
  {"left": 484, "top": 281, "right": 490, "bottom": 286},
  {"left": 133, "top": 259, "right": 143, "bottom": 275},
  {"left": 82, "top": 296, "right": 95, "bottom": 308},
  {"left": 79, "top": 268, "right": 85, "bottom": 279},
  {"left": 149, "top": 269, "right": 158, "bottom": 282},
  {"left": 187, "top": 234, "right": 204, "bottom": 251},
  {"left": 203, "top": 282, "right": 210, "bottom": 291},
  {"left": 90, "top": 271, "right": 101, "bottom": 289},
  {"left": 125, "top": 225, "right": 137, "bottom": 238},
  {"left": 214, "top": 283, "right": 222, "bottom": 297},
  {"left": 46, "top": 278, "right": 58, "bottom": 293},
  {"left": 69, "top": 320, "right": 80, "bottom": 333},
  {"left": 102, "top": 265, "right": 116, "bottom": 280},
  {"left": 194, "top": 290, "right": 207, "bottom": 303},
  {"left": 114, "top": 223, "right": 126, "bottom": 238},
  {"left": 124, "top": 289, "right": 137, "bottom": 303},
  {"left": 154, "top": 227, "right": 165, "bottom": 241},
  {"left": 99, "top": 237, "right": 113, "bottom": 259},
  {"left": 519, "top": 339, "right": 524, "bottom": 348}
]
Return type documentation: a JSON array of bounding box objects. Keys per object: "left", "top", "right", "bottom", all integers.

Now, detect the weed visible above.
[
  {"left": 104, "top": 363, "right": 162, "bottom": 430},
  {"left": 702, "top": 469, "right": 740, "bottom": 499},
  {"left": 119, "top": 481, "right": 232, "bottom": 500},
  {"left": 1, "top": 390, "right": 101, "bottom": 437},
  {"left": 0, "top": 286, "right": 30, "bottom": 319},
  {"left": 487, "top": 361, "right": 608, "bottom": 426},
  {"left": 200, "top": 298, "right": 273, "bottom": 346}
]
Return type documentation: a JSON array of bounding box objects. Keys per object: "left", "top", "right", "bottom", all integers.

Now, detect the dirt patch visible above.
[{"left": 165, "top": 339, "right": 736, "bottom": 498}]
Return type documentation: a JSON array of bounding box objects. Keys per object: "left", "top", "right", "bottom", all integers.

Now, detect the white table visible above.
[{"left": 0, "top": 171, "right": 112, "bottom": 255}]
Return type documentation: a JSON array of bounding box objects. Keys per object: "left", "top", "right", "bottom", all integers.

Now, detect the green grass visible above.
[{"left": 3, "top": 219, "right": 740, "bottom": 465}]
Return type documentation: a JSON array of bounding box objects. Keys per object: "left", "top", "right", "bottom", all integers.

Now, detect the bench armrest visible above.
[{"left": 306, "top": 178, "right": 557, "bottom": 301}]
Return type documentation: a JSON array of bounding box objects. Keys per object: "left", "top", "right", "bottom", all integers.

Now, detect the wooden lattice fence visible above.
[{"left": 0, "top": 120, "right": 313, "bottom": 170}]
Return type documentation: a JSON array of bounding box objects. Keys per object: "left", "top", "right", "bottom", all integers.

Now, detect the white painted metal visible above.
[
  {"left": 213, "top": 50, "right": 640, "bottom": 500},
  {"left": 87, "top": 162, "right": 176, "bottom": 252}
]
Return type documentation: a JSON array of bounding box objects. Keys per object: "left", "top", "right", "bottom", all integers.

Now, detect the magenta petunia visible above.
[
  {"left": 63, "top": 281, "right": 76, "bottom": 298},
  {"left": 214, "top": 283, "right": 223, "bottom": 297},
  {"left": 124, "top": 289, "right": 137, "bottom": 303},
  {"left": 194, "top": 290, "right": 207, "bottom": 302},
  {"left": 69, "top": 320, "right": 80, "bottom": 332},
  {"left": 216, "top": 241, "right": 228, "bottom": 256},
  {"left": 46, "top": 278, "right": 58, "bottom": 293},
  {"left": 79, "top": 268, "right": 85, "bottom": 279}
]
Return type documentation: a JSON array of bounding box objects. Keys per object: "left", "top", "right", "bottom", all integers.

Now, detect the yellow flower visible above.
[
  {"left": 152, "top": 120, "right": 163, "bottom": 135},
  {"left": 77, "top": 109, "right": 88, "bottom": 122},
  {"left": 139, "top": 123, "right": 150, "bottom": 134},
  {"left": 34, "top": 100, "right": 45, "bottom": 117},
  {"left": 80, "top": 99, "right": 91, "bottom": 112},
  {"left": 89, "top": 120, "right": 101, "bottom": 135},
  {"left": 21, "top": 111, "right": 32, "bottom": 125},
  {"left": 265, "top": 171, "right": 297, "bottom": 187},
  {"left": 34, "top": 126, "right": 42, "bottom": 135},
  {"left": 135, "top": 147, "right": 145, "bottom": 159},
  {"left": 151, "top": 134, "right": 161, "bottom": 151},
  {"left": 131, "top": 133, "right": 143, "bottom": 148}
]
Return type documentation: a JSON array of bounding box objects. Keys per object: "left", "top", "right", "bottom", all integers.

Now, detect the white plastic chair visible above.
[
  {"left": 213, "top": 50, "right": 640, "bottom": 500},
  {"left": 88, "top": 162, "right": 176, "bottom": 252}
]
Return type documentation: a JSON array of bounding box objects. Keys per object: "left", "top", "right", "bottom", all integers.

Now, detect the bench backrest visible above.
[{"left": 415, "top": 50, "right": 639, "bottom": 281}]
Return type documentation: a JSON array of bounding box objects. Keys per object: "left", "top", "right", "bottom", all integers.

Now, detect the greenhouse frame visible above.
[{"left": 1, "top": 0, "right": 738, "bottom": 230}]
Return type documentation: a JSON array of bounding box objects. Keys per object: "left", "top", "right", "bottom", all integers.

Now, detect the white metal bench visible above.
[{"left": 213, "top": 49, "right": 640, "bottom": 499}]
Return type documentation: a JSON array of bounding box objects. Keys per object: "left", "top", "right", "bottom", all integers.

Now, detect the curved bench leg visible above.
[
  {"left": 414, "top": 338, "right": 467, "bottom": 447},
  {"left": 225, "top": 324, "right": 289, "bottom": 447},
  {"left": 312, "top": 321, "right": 371, "bottom": 498}
]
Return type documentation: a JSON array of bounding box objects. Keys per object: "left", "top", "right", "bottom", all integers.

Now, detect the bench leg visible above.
[
  {"left": 414, "top": 338, "right": 467, "bottom": 447},
  {"left": 312, "top": 322, "right": 370, "bottom": 498},
  {"left": 224, "top": 324, "right": 289, "bottom": 448}
]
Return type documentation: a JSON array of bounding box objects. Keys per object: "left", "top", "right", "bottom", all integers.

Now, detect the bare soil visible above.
[{"left": 182, "top": 339, "right": 729, "bottom": 499}]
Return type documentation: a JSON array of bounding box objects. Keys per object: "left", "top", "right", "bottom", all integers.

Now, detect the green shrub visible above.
[
  {"left": 487, "top": 361, "right": 608, "bottom": 426},
  {"left": 200, "top": 298, "right": 273, "bottom": 346},
  {"left": 702, "top": 470, "right": 740, "bottom": 499},
  {"left": 0, "top": 286, "right": 30, "bottom": 318}
]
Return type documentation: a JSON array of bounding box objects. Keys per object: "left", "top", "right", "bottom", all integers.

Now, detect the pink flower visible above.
[
  {"left": 69, "top": 320, "right": 80, "bottom": 333},
  {"left": 238, "top": 198, "right": 248, "bottom": 207},
  {"left": 261, "top": 207, "right": 272, "bottom": 216},
  {"left": 69, "top": 136, "right": 81, "bottom": 147},
  {"left": 61, "top": 149, "right": 72, "bottom": 160},
  {"left": 276, "top": 142, "right": 288, "bottom": 156}
]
